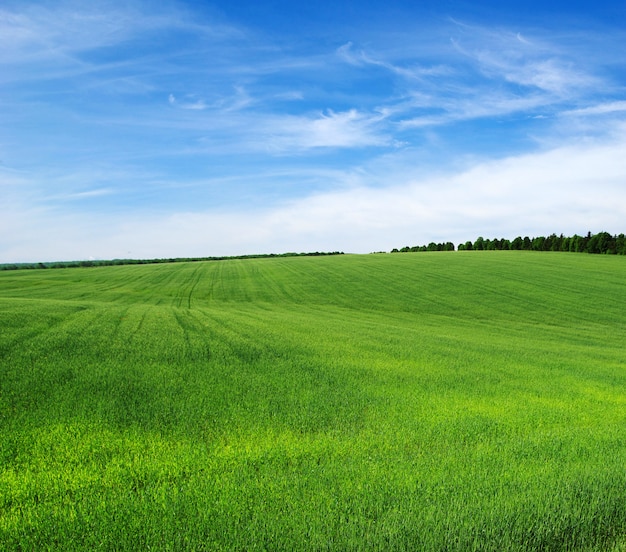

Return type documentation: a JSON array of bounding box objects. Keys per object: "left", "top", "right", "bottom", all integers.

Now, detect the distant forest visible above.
[
  {"left": 0, "top": 251, "right": 345, "bottom": 272},
  {"left": 392, "top": 231, "right": 626, "bottom": 255}
]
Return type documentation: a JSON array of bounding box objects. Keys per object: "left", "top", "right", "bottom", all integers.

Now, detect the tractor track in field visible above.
[{"left": 171, "top": 263, "right": 206, "bottom": 309}]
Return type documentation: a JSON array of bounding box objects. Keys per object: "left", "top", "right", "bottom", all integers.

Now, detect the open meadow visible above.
[{"left": 1, "top": 251, "right": 625, "bottom": 550}]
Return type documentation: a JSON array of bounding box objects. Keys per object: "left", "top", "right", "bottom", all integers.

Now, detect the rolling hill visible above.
[{"left": 1, "top": 251, "right": 625, "bottom": 550}]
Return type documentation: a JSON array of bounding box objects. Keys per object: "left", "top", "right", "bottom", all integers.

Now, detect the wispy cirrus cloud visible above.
[
  {"left": 0, "top": 1, "right": 245, "bottom": 95},
  {"left": 168, "top": 85, "right": 255, "bottom": 112},
  {"left": 336, "top": 21, "right": 621, "bottom": 135},
  {"left": 562, "top": 100, "right": 626, "bottom": 117},
  {"left": 398, "top": 91, "right": 549, "bottom": 129},
  {"left": 336, "top": 41, "right": 453, "bottom": 80},
  {"left": 168, "top": 94, "right": 206, "bottom": 111},
  {"left": 261, "top": 109, "right": 392, "bottom": 151},
  {"left": 453, "top": 39, "right": 598, "bottom": 97},
  {"left": 0, "top": 1, "right": 242, "bottom": 61}
]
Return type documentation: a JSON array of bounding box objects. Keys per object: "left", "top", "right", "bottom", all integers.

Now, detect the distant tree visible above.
[
  {"left": 549, "top": 234, "right": 562, "bottom": 252},
  {"left": 531, "top": 236, "right": 545, "bottom": 251},
  {"left": 586, "top": 231, "right": 613, "bottom": 254}
]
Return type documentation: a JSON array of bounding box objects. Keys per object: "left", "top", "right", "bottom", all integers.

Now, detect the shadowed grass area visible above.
[{"left": 1, "top": 252, "right": 625, "bottom": 550}]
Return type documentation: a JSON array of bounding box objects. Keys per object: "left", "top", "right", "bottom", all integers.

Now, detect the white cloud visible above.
[
  {"left": 262, "top": 109, "right": 391, "bottom": 151},
  {"left": 503, "top": 58, "right": 595, "bottom": 96},
  {"left": 0, "top": 2, "right": 244, "bottom": 86},
  {"left": 3, "top": 134, "right": 624, "bottom": 263},
  {"left": 398, "top": 91, "right": 548, "bottom": 128},
  {"left": 55, "top": 188, "right": 114, "bottom": 200},
  {"left": 449, "top": 24, "right": 604, "bottom": 98},
  {"left": 336, "top": 42, "right": 359, "bottom": 65},
  {"left": 274, "top": 90, "right": 304, "bottom": 101},
  {"left": 169, "top": 86, "right": 254, "bottom": 113},
  {"left": 336, "top": 23, "right": 614, "bottom": 133},
  {"left": 257, "top": 137, "right": 626, "bottom": 248},
  {"left": 0, "top": 4, "right": 151, "bottom": 67},
  {"left": 227, "top": 86, "right": 253, "bottom": 111},
  {"left": 563, "top": 101, "right": 626, "bottom": 117},
  {"left": 169, "top": 93, "right": 207, "bottom": 111},
  {"left": 336, "top": 41, "right": 452, "bottom": 80}
]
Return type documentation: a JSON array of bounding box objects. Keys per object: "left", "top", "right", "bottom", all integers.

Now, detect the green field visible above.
[{"left": 1, "top": 252, "right": 625, "bottom": 550}]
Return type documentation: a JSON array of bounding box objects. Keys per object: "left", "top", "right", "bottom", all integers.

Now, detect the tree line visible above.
[
  {"left": 392, "top": 232, "right": 626, "bottom": 255},
  {"left": 0, "top": 251, "right": 344, "bottom": 272}
]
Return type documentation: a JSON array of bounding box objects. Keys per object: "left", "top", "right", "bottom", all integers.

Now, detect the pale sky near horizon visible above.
[{"left": 1, "top": 0, "right": 625, "bottom": 262}]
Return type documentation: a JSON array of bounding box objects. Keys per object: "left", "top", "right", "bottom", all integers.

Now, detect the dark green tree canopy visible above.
[{"left": 392, "top": 232, "right": 626, "bottom": 256}]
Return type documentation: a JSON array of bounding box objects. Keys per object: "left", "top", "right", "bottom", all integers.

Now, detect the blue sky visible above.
[{"left": 1, "top": 0, "right": 625, "bottom": 262}]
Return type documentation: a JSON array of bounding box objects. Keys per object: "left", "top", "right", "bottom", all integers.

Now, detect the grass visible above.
[{"left": 1, "top": 251, "right": 625, "bottom": 550}]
